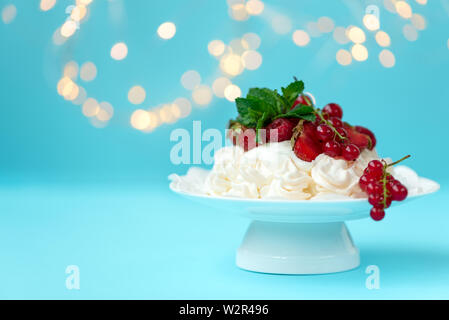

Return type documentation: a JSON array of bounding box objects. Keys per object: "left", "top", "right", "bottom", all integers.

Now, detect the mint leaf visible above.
[
  {"left": 247, "top": 88, "right": 283, "bottom": 114},
  {"left": 281, "top": 80, "right": 304, "bottom": 108},
  {"left": 275, "top": 105, "right": 316, "bottom": 122}
]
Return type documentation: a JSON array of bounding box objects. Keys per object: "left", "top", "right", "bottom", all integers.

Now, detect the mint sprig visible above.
[{"left": 231, "top": 79, "right": 316, "bottom": 138}]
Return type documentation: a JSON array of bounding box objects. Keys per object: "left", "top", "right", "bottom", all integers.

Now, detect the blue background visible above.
[{"left": 0, "top": 0, "right": 448, "bottom": 299}]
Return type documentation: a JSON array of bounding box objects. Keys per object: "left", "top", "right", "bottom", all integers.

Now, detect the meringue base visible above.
[{"left": 237, "top": 221, "right": 359, "bottom": 274}]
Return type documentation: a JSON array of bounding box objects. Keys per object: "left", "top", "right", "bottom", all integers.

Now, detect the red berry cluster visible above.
[
  {"left": 292, "top": 98, "right": 376, "bottom": 162},
  {"left": 359, "top": 156, "right": 410, "bottom": 221}
]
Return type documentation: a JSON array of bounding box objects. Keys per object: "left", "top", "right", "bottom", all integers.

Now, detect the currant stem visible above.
[
  {"left": 314, "top": 109, "right": 347, "bottom": 141},
  {"left": 387, "top": 155, "right": 411, "bottom": 167}
]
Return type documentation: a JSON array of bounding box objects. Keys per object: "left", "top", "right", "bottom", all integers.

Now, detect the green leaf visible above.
[
  {"left": 275, "top": 105, "right": 316, "bottom": 122},
  {"left": 247, "top": 88, "right": 283, "bottom": 114},
  {"left": 281, "top": 80, "right": 305, "bottom": 108}
]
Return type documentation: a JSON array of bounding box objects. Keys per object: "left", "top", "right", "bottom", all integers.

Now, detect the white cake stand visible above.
[{"left": 169, "top": 169, "right": 439, "bottom": 275}]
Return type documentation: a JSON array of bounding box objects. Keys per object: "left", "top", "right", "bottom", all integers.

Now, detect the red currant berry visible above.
[
  {"left": 366, "top": 160, "right": 384, "bottom": 179},
  {"left": 323, "top": 140, "right": 342, "bottom": 157},
  {"left": 366, "top": 181, "right": 383, "bottom": 195},
  {"left": 316, "top": 124, "right": 333, "bottom": 141},
  {"left": 370, "top": 207, "right": 385, "bottom": 221},
  {"left": 328, "top": 117, "right": 343, "bottom": 128},
  {"left": 359, "top": 174, "right": 374, "bottom": 191},
  {"left": 390, "top": 183, "right": 408, "bottom": 201},
  {"left": 342, "top": 143, "right": 360, "bottom": 161},
  {"left": 323, "top": 103, "right": 343, "bottom": 119},
  {"left": 368, "top": 193, "right": 382, "bottom": 206},
  {"left": 291, "top": 94, "right": 312, "bottom": 109},
  {"left": 335, "top": 127, "right": 348, "bottom": 141}
]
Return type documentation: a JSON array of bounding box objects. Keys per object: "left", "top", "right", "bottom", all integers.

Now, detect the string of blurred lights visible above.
[{"left": 1, "top": 0, "right": 445, "bottom": 133}]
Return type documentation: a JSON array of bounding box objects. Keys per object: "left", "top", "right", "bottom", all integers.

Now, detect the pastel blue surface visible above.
[{"left": 0, "top": 1, "right": 448, "bottom": 299}]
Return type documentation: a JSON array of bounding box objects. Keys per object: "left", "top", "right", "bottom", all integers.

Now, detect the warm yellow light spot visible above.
[
  {"left": 208, "top": 40, "right": 226, "bottom": 57},
  {"left": 192, "top": 85, "right": 213, "bottom": 106},
  {"left": 292, "top": 30, "right": 310, "bottom": 47},
  {"left": 131, "top": 110, "right": 151, "bottom": 130},
  {"left": 70, "top": 5, "right": 87, "bottom": 21},
  {"left": 97, "top": 102, "right": 114, "bottom": 122},
  {"left": 241, "top": 50, "right": 262, "bottom": 70},
  {"left": 40, "top": 0, "right": 57, "bottom": 11},
  {"left": 53, "top": 27, "right": 67, "bottom": 45},
  {"left": 379, "top": 49, "right": 395, "bottom": 68},
  {"left": 351, "top": 44, "right": 368, "bottom": 61},
  {"left": 375, "top": 30, "right": 391, "bottom": 47},
  {"left": 363, "top": 14, "right": 380, "bottom": 31},
  {"left": 60, "top": 20, "right": 77, "bottom": 38},
  {"left": 403, "top": 24, "right": 418, "bottom": 41},
  {"left": 63, "top": 81, "right": 79, "bottom": 101},
  {"left": 245, "top": 0, "right": 264, "bottom": 15},
  {"left": 64, "top": 61, "right": 79, "bottom": 80},
  {"left": 415, "top": 0, "right": 427, "bottom": 5},
  {"left": 229, "top": 38, "right": 246, "bottom": 55},
  {"left": 229, "top": 3, "right": 249, "bottom": 21},
  {"left": 181, "top": 70, "right": 201, "bottom": 90},
  {"left": 333, "top": 26, "right": 349, "bottom": 44},
  {"left": 212, "top": 77, "right": 232, "bottom": 98},
  {"left": 220, "top": 54, "right": 244, "bottom": 76},
  {"left": 173, "top": 97, "right": 192, "bottom": 118},
  {"left": 411, "top": 13, "right": 426, "bottom": 30},
  {"left": 2, "top": 4, "right": 16, "bottom": 24},
  {"left": 396, "top": 1, "right": 412, "bottom": 19},
  {"left": 271, "top": 15, "right": 292, "bottom": 34},
  {"left": 157, "top": 21, "right": 176, "bottom": 40},
  {"left": 89, "top": 118, "right": 108, "bottom": 129},
  {"left": 128, "top": 86, "right": 146, "bottom": 105},
  {"left": 159, "top": 104, "right": 177, "bottom": 124},
  {"left": 170, "top": 103, "right": 182, "bottom": 119},
  {"left": 80, "top": 62, "right": 97, "bottom": 82},
  {"left": 147, "top": 111, "right": 160, "bottom": 129},
  {"left": 224, "top": 84, "right": 242, "bottom": 102},
  {"left": 347, "top": 26, "right": 366, "bottom": 43},
  {"left": 72, "top": 86, "right": 87, "bottom": 105},
  {"left": 82, "top": 98, "right": 100, "bottom": 117},
  {"left": 110, "top": 42, "right": 128, "bottom": 60},
  {"left": 317, "top": 17, "right": 334, "bottom": 33},
  {"left": 77, "top": 0, "right": 92, "bottom": 5},
  {"left": 57, "top": 77, "right": 71, "bottom": 96},
  {"left": 242, "top": 33, "right": 261, "bottom": 50},
  {"left": 336, "top": 49, "right": 352, "bottom": 66}
]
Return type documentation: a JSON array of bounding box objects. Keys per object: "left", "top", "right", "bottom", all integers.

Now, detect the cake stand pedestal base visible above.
[{"left": 236, "top": 221, "right": 360, "bottom": 274}]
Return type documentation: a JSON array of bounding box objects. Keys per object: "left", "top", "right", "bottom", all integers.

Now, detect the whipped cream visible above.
[{"left": 204, "top": 141, "right": 383, "bottom": 200}]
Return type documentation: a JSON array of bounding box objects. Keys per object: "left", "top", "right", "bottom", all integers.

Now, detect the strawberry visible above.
[
  {"left": 265, "top": 118, "right": 295, "bottom": 143},
  {"left": 291, "top": 94, "right": 313, "bottom": 110},
  {"left": 345, "top": 126, "right": 371, "bottom": 150},
  {"left": 238, "top": 128, "right": 259, "bottom": 151},
  {"left": 292, "top": 121, "right": 322, "bottom": 161},
  {"left": 227, "top": 121, "right": 246, "bottom": 146},
  {"left": 354, "top": 126, "right": 377, "bottom": 150}
]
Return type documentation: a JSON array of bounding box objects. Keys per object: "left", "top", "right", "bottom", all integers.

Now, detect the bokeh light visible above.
[
  {"left": 336, "top": 49, "right": 352, "bottom": 66},
  {"left": 110, "top": 42, "right": 128, "bottom": 60},
  {"left": 97, "top": 102, "right": 114, "bottom": 121},
  {"left": 64, "top": 61, "right": 79, "bottom": 80},
  {"left": 53, "top": 27, "right": 67, "bottom": 45},
  {"left": 220, "top": 54, "right": 244, "bottom": 76},
  {"left": 157, "top": 22, "right": 176, "bottom": 39},
  {"left": 80, "top": 62, "right": 97, "bottom": 82},
  {"left": 82, "top": 98, "right": 100, "bottom": 117},
  {"left": 72, "top": 86, "right": 87, "bottom": 105},
  {"left": 245, "top": 0, "right": 264, "bottom": 15},
  {"left": 363, "top": 14, "right": 380, "bottom": 31},
  {"left": 224, "top": 84, "right": 242, "bottom": 102},
  {"left": 306, "top": 21, "right": 321, "bottom": 38},
  {"left": 229, "top": 3, "right": 249, "bottom": 21},
  {"left": 181, "top": 70, "right": 201, "bottom": 90},
  {"left": 242, "top": 33, "right": 261, "bottom": 50},
  {"left": 212, "top": 77, "right": 232, "bottom": 98},
  {"left": 292, "top": 30, "right": 310, "bottom": 47},
  {"left": 415, "top": 0, "right": 427, "bottom": 4},
  {"left": 192, "top": 85, "right": 213, "bottom": 106},
  {"left": 333, "top": 26, "right": 350, "bottom": 44},
  {"left": 396, "top": 1, "right": 413, "bottom": 19},
  {"left": 40, "top": 0, "right": 57, "bottom": 12},
  {"left": 208, "top": 40, "right": 226, "bottom": 57},
  {"left": 128, "top": 86, "right": 146, "bottom": 105},
  {"left": 173, "top": 97, "right": 192, "bottom": 118},
  {"left": 351, "top": 44, "right": 368, "bottom": 61},
  {"left": 347, "top": 26, "right": 366, "bottom": 44},
  {"left": 241, "top": 50, "right": 262, "bottom": 70},
  {"left": 379, "top": 49, "right": 396, "bottom": 68},
  {"left": 2, "top": 4, "right": 16, "bottom": 24},
  {"left": 317, "top": 17, "right": 334, "bottom": 33},
  {"left": 403, "top": 24, "right": 418, "bottom": 41},
  {"left": 131, "top": 109, "right": 151, "bottom": 130},
  {"left": 375, "top": 31, "right": 391, "bottom": 47},
  {"left": 60, "top": 20, "right": 77, "bottom": 38},
  {"left": 411, "top": 14, "right": 426, "bottom": 30}
]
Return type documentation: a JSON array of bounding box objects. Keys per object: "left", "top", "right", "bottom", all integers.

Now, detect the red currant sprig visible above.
[{"left": 359, "top": 155, "right": 410, "bottom": 221}]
